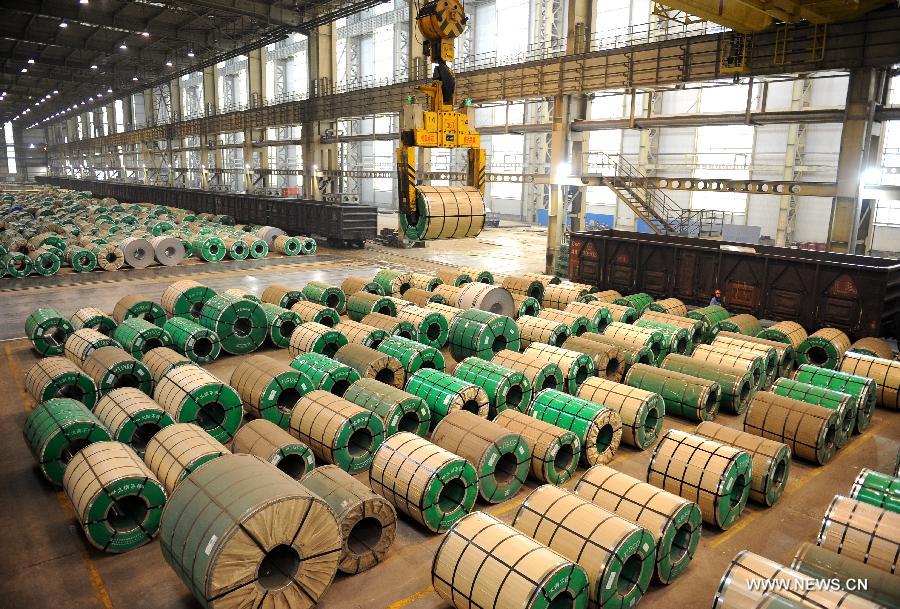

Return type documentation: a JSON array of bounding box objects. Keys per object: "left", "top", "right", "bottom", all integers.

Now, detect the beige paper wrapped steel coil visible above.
[
  {"left": 648, "top": 429, "right": 752, "bottom": 530},
  {"left": 81, "top": 346, "right": 153, "bottom": 396},
  {"left": 95, "top": 244, "right": 124, "bottom": 271},
  {"left": 575, "top": 465, "right": 702, "bottom": 584},
  {"left": 403, "top": 185, "right": 486, "bottom": 240},
  {"left": 588, "top": 290, "right": 622, "bottom": 303},
  {"left": 576, "top": 377, "right": 664, "bottom": 450},
  {"left": 70, "top": 307, "right": 116, "bottom": 335},
  {"left": 64, "top": 328, "right": 117, "bottom": 366},
  {"left": 62, "top": 441, "right": 166, "bottom": 553},
  {"left": 260, "top": 283, "right": 304, "bottom": 309},
  {"left": 712, "top": 550, "right": 882, "bottom": 609},
  {"left": 575, "top": 332, "right": 655, "bottom": 368},
  {"left": 368, "top": 431, "right": 478, "bottom": 533},
  {"left": 93, "top": 388, "right": 174, "bottom": 456},
  {"left": 230, "top": 418, "right": 315, "bottom": 479},
  {"left": 759, "top": 320, "right": 809, "bottom": 350},
  {"left": 640, "top": 310, "right": 704, "bottom": 345},
  {"left": 744, "top": 392, "right": 840, "bottom": 465},
  {"left": 158, "top": 453, "right": 342, "bottom": 609},
  {"left": 605, "top": 322, "right": 663, "bottom": 361},
  {"left": 492, "top": 348, "right": 565, "bottom": 392},
  {"left": 336, "top": 320, "right": 389, "bottom": 349},
  {"left": 290, "top": 300, "right": 339, "bottom": 327},
  {"left": 431, "top": 410, "right": 530, "bottom": 503},
  {"left": 409, "top": 272, "right": 443, "bottom": 291},
  {"left": 791, "top": 542, "right": 900, "bottom": 608},
  {"left": 425, "top": 302, "right": 465, "bottom": 327},
  {"left": 434, "top": 283, "right": 463, "bottom": 306},
  {"left": 432, "top": 511, "right": 590, "bottom": 609},
  {"left": 648, "top": 298, "right": 687, "bottom": 317},
  {"left": 563, "top": 336, "right": 625, "bottom": 382},
  {"left": 229, "top": 354, "right": 313, "bottom": 428},
  {"left": 288, "top": 321, "right": 347, "bottom": 358},
  {"left": 818, "top": 495, "right": 899, "bottom": 574},
  {"left": 513, "top": 485, "right": 656, "bottom": 609},
  {"left": 455, "top": 281, "right": 515, "bottom": 317},
  {"left": 565, "top": 301, "right": 612, "bottom": 332},
  {"left": 512, "top": 293, "right": 541, "bottom": 319},
  {"left": 436, "top": 269, "right": 470, "bottom": 287},
  {"left": 604, "top": 303, "right": 638, "bottom": 324},
  {"left": 402, "top": 287, "right": 446, "bottom": 308},
  {"left": 492, "top": 409, "right": 581, "bottom": 485},
  {"left": 299, "top": 464, "right": 397, "bottom": 574},
  {"left": 24, "top": 356, "right": 99, "bottom": 409},
  {"left": 849, "top": 337, "right": 895, "bottom": 360},
  {"left": 692, "top": 343, "right": 765, "bottom": 389},
  {"left": 143, "top": 422, "right": 230, "bottom": 495},
  {"left": 221, "top": 288, "right": 258, "bottom": 302},
  {"left": 538, "top": 308, "right": 592, "bottom": 335},
  {"left": 523, "top": 343, "right": 596, "bottom": 394},
  {"left": 333, "top": 343, "right": 406, "bottom": 389},
  {"left": 153, "top": 364, "right": 242, "bottom": 442},
  {"left": 501, "top": 274, "right": 546, "bottom": 301},
  {"left": 288, "top": 390, "right": 385, "bottom": 474},
  {"left": 143, "top": 347, "right": 191, "bottom": 384},
  {"left": 458, "top": 267, "right": 492, "bottom": 283},
  {"left": 712, "top": 334, "right": 779, "bottom": 381},
  {"left": 695, "top": 421, "right": 791, "bottom": 507},
  {"left": 715, "top": 330, "right": 797, "bottom": 375},
  {"left": 839, "top": 352, "right": 900, "bottom": 410},
  {"left": 112, "top": 294, "right": 165, "bottom": 326},
  {"left": 543, "top": 283, "right": 589, "bottom": 310},
  {"left": 361, "top": 312, "right": 417, "bottom": 340},
  {"left": 517, "top": 314, "right": 570, "bottom": 349}
]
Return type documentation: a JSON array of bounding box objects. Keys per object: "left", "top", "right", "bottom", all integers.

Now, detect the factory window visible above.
[
  {"left": 875, "top": 199, "right": 900, "bottom": 226},
  {"left": 4, "top": 122, "right": 15, "bottom": 175}
]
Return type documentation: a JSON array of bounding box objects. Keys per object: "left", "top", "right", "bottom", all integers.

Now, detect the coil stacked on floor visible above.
[
  {"left": 562, "top": 336, "right": 625, "bottom": 382},
  {"left": 403, "top": 287, "right": 446, "bottom": 307},
  {"left": 576, "top": 377, "right": 664, "bottom": 449},
  {"left": 523, "top": 344, "right": 595, "bottom": 394},
  {"left": 513, "top": 485, "right": 656, "bottom": 609},
  {"left": 82, "top": 346, "right": 154, "bottom": 396},
  {"left": 347, "top": 292, "right": 396, "bottom": 322},
  {"left": 633, "top": 319, "right": 692, "bottom": 362},
  {"left": 303, "top": 280, "right": 346, "bottom": 312},
  {"left": 71, "top": 307, "right": 116, "bottom": 335},
  {"left": 396, "top": 304, "right": 449, "bottom": 348},
  {"left": 791, "top": 543, "right": 900, "bottom": 608},
  {"left": 691, "top": 344, "right": 765, "bottom": 390},
  {"left": 261, "top": 283, "right": 305, "bottom": 309},
  {"left": 849, "top": 337, "right": 895, "bottom": 360},
  {"left": 512, "top": 294, "right": 541, "bottom": 318},
  {"left": 492, "top": 409, "right": 581, "bottom": 484},
  {"left": 288, "top": 322, "right": 348, "bottom": 358},
  {"left": 113, "top": 318, "right": 172, "bottom": 360},
  {"left": 230, "top": 419, "right": 315, "bottom": 479},
  {"left": 659, "top": 354, "right": 752, "bottom": 415},
  {"left": 300, "top": 465, "right": 397, "bottom": 574},
  {"left": 566, "top": 301, "right": 613, "bottom": 333},
  {"left": 408, "top": 272, "right": 442, "bottom": 292},
  {"left": 626, "top": 363, "right": 720, "bottom": 422},
  {"left": 290, "top": 353, "right": 360, "bottom": 396},
  {"left": 640, "top": 311, "right": 704, "bottom": 345},
  {"left": 797, "top": 327, "right": 851, "bottom": 369},
  {"left": 260, "top": 303, "right": 302, "bottom": 348},
  {"left": 840, "top": 352, "right": 900, "bottom": 410},
  {"left": 431, "top": 410, "right": 529, "bottom": 503},
  {"left": 492, "top": 349, "right": 565, "bottom": 392},
  {"left": 502, "top": 274, "right": 546, "bottom": 301},
  {"left": 62, "top": 441, "right": 166, "bottom": 553},
  {"left": 695, "top": 421, "right": 791, "bottom": 507},
  {"left": 685, "top": 305, "right": 730, "bottom": 341},
  {"left": 759, "top": 320, "right": 809, "bottom": 350},
  {"left": 153, "top": 365, "right": 242, "bottom": 442},
  {"left": 343, "top": 378, "right": 431, "bottom": 437},
  {"left": 113, "top": 295, "right": 166, "bottom": 326},
  {"left": 648, "top": 297, "right": 687, "bottom": 316},
  {"left": 432, "top": 511, "right": 590, "bottom": 609},
  {"left": 648, "top": 429, "right": 752, "bottom": 529},
  {"left": 369, "top": 432, "right": 478, "bottom": 533},
  {"left": 453, "top": 356, "right": 532, "bottom": 416},
  {"left": 576, "top": 332, "right": 654, "bottom": 369},
  {"left": 25, "top": 356, "right": 99, "bottom": 409},
  {"left": 543, "top": 283, "right": 590, "bottom": 310},
  {"left": 605, "top": 322, "right": 664, "bottom": 364},
  {"left": 770, "top": 378, "right": 857, "bottom": 448},
  {"left": 362, "top": 312, "right": 417, "bottom": 340},
  {"left": 23, "top": 398, "right": 111, "bottom": 485},
  {"left": 67, "top": 247, "right": 98, "bottom": 273},
  {"left": 818, "top": 495, "right": 899, "bottom": 574},
  {"left": 159, "top": 454, "right": 341, "bottom": 609},
  {"left": 198, "top": 293, "right": 267, "bottom": 355},
  {"left": 529, "top": 389, "right": 622, "bottom": 466},
  {"left": 64, "top": 329, "right": 119, "bottom": 367},
  {"left": 336, "top": 320, "right": 388, "bottom": 349},
  {"left": 93, "top": 388, "right": 174, "bottom": 456},
  {"left": 449, "top": 309, "right": 520, "bottom": 361},
  {"left": 377, "top": 335, "right": 445, "bottom": 375},
  {"left": 143, "top": 347, "right": 191, "bottom": 384},
  {"left": 405, "top": 368, "right": 489, "bottom": 427},
  {"left": 794, "top": 364, "right": 876, "bottom": 432},
  {"left": 230, "top": 354, "right": 312, "bottom": 428},
  {"left": 144, "top": 423, "right": 230, "bottom": 494},
  {"left": 517, "top": 315, "right": 570, "bottom": 349},
  {"left": 289, "top": 390, "right": 385, "bottom": 474},
  {"left": 576, "top": 465, "right": 702, "bottom": 584},
  {"left": 744, "top": 392, "right": 840, "bottom": 465},
  {"left": 850, "top": 469, "right": 900, "bottom": 513},
  {"left": 26, "top": 308, "right": 74, "bottom": 356},
  {"left": 334, "top": 344, "right": 405, "bottom": 389},
  {"left": 161, "top": 280, "right": 216, "bottom": 320},
  {"left": 716, "top": 331, "right": 797, "bottom": 375},
  {"left": 537, "top": 309, "right": 592, "bottom": 336}
]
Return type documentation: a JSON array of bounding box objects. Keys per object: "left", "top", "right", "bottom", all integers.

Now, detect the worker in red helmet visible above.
[{"left": 710, "top": 289, "right": 723, "bottom": 307}]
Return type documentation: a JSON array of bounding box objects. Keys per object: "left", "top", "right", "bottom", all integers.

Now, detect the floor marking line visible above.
[
  {"left": 488, "top": 498, "right": 524, "bottom": 518},
  {"left": 385, "top": 585, "right": 434, "bottom": 609},
  {"left": 54, "top": 492, "right": 114, "bottom": 609}
]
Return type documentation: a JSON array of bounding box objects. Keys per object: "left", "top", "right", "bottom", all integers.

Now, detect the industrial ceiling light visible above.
[
  {"left": 20, "top": 68, "right": 27, "bottom": 73},
  {"left": 90, "top": 63, "right": 98, "bottom": 69},
  {"left": 80, "top": 0, "right": 88, "bottom": 4},
  {"left": 132, "top": 75, "right": 138, "bottom": 81},
  {"left": 119, "top": 42, "right": 128, "bottom": 50},
  {"left": 107, "top": 87, "right": 112, "bottom": 93},
  {"left": 59, "top": 21, "right": 68, "bottom": 28},
  {"left": 141, "top": 31, "right": 149, "bottom": 37},
  {"left": 27, "top": 58, "right": 35, "bottom": 64},
  {"left": 52, "top": 89, "right": 58, "bottom": 94},
  {"left": 165, "top": 57, "right": 173, "bottom": 67},
  {"left": 187, "top": 48, "right": 195, "bottom": 58}
]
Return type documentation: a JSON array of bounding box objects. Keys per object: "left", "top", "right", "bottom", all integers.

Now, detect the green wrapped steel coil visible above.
[
  {"left": 522, "top": 343, "right": 596, "bottom": 394},
  {"left": 300, "top": 237, "right": 317, "bottom": 255},
  {"left": 289, "top": 390, "right": 385, "bottom": 473},
  {"left": 112, "top": 295, "right": 166, "bottom": 326},
  {"left": 396, "top": 304, "right": 449, "bottom": 348},
  {"left": 198, "top": 293, "right": 267, "bottom": 355},
  {"left": 796, "top": 328, "right": 851, "bottom": 370},
  {"left": 62, "top": 441, "right": 166, "bottom": 553},
  {"left": 244, "top": 237, "right": 268, "bottom": 258},
  {"left": 23, "top": 398, "right": 111, "bottom": 485},
  {"left": 575, "top": 376, "right": 664, "bottom": 449},
  {"left": 405, "top": 368, "right": 489, "bottom": 428},
  {"left": 346, "top": 292, "right": 397, "bottom": 321},
  {"left": 261, "top": 283, "right": 304, "bottom": 309},
  {"left": 163, "top": 317, "right": 221, "bottom": 364},
  {"left": 660, "top": 354, "right": 752, "bottom": 415},
  {"left": 453, "top": 356, "right": 532, "bottom": 417},
  {"left": 179, "top": 239, "right": 193, "bottom": 258},
  {"left": 26, "top": 308, "right": 74, "bottom": 355},
  {"left": 82, "top": 346, "right": 154, "bottom": 396},
  {"left": 529, "top": 388, "right": 623, "bottom": 466},
  {"left": 230, "top": 419, "right": 315, "bottom": 479},
  {"left": 2, "top": 252, "right": 33, "bottom": 277},
  {"left": 336, "top": 320, "right": 390, "bottom": 349},
  {"left": 641, "top": 311, "right": 705, "bottom": 346},
  {"left": 716, "top": 314, "right": 763, "bottom": 337},
  {"left": 191, "top": 236, "right": 226, "bottom": 262},
  {"left": 625, "top": 363, "right": 720, "bottom": 422},
  {"left": 514, "top": 295, "right": 542, "bottom": 319},
  {"left": 377, "top": 335, "right": 445, "bottom": 375},
  {"left": 153, "top": 365, "right": 242, "bottom": 442},
  {"left": 793, "top": 364, "right": 875, "bottom": 433},
  {"left": 614, "top": 292, "right": 654, "bottom": 315},
  {"left": 634, "top": 319, "right": 692, "bottom": 362},
  {"left": 260, "top": 303, "right": 302, "bottom": 348},
  {"left": 850, "top": 468, "right": 899, "bottom": 513},
  {"left": 92, "top": 388, "right": 174, "bottom": 456},
  {"left": 373, "top": 269, "right": 413, "bottom": 295},
  {"left": 303, "top": 281, "right": 346, "bottom": 312},
  {"left": 274, "top": 235, "right": 303, "bottom": 255},
  {"left": 67, "top": 247, "right": 97, "bottom": 272},
  {"left": 685, "top": 305, "right": 730, "bottom": 340},
  {"left": 29, "top": 248, "right": 61, "bottom": 276},
  {"left": 24, "top": 356, "right": 99, "bottom": 410},
  {"left": 223, "top": 238, "right": 248, "bottom": 260},
  {"left": 770, "top": 378, "right": 857, "bottom": 448},
  {"left": 113, "top": 318, "right": 173, "bottom": 360},
  {"left": 230, "top": 355, "right": 314, "bottom": 429},
  {"left": 290, "top": 352, "right": 361, "bottom": 396},
  {"left": 343, "top": 377, "right": 431, "bottom": 437},
  {"left": 70, "top": 307, "right": 116, "bottom": 334},
  {"left": 288, "top": 322, "right": 348, "bottom": 358},
  {"left": 448, "top": 309, "right": 520, "bottom": 361},
  {"left": 290, "top": 300, "right": 340, "bottom": 327}
]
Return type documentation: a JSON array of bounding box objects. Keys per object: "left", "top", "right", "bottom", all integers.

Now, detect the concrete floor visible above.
[{"left": 0, "top": 225, "right": 897, "bottom": 609}]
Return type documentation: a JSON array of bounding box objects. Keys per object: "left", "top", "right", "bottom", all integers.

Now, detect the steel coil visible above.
[
  {"left": 230, "top": 418, "right": 315, "bottom": 479},
  {"left": 537, "top": 308, "right": 592, "bottom": 336},
  {"left": 113, "top": 317, "right": 173, "bottom": 360},
  {"left": 523, "top": 343, "right": 595, "bottom": 394},
  {"left": 791, "top": 542, "right": 900, "bottom": 608},
  {"left": 144, "top": 422, "right": 230, "bottom": 494},
  {"left": 455, "top": 281, "right": 515, "bottom": 317},
  {"left": 376, "top": 335, "right": 445, "bottom": 375},
  {"left": 794, "top": 363, "right": 876, "bottom": 434},
  {"left": 221, "top": 237, "right": 249, "bottom": 260},
  {"left": 150, "top": 235, "right": 185, "bottom": 266},
  {"left": 336, "top": 320, "right": 389, "bottom": 349},
  {"left": 396, "top": 303, "right": 449, "bottom": 347},
  {"left": 818, "top": 495, "right": 899, "bottom": 574},
  {"left": 641, "top": 310, "right": 704, "bottom": 344},
  {"left": 406, "top": 368, "right": 489, "bottom": 427},
  {"left": 25, "top": 308, "right": 73, "bottom": 356},
  {"left": 528, "top": 388, "right": 622, "bottom": 466},
  {"left": 64, "top": 327, "right": 118, "bottom": 366},
  {"left": 758, "top": 320, "right": 808, "bottom": 350},
  {"left": 341, "top": 275, "right": 385, "bottom": 296},
  {"left": 291, "top": 300, "right": 340, "bottom": 327},
  {"left": 692, "top": 343, "right": 765, "bottom": 389},
  {"left": 154, "top": 365, "right": 242, "bottom": 442},
  {"left": 512, "top": 294, "right": 541, "bottom": 319},
  {"left": 516, "top": 314, "right": 570, "bottom": 349},
  {"left": 2, "top": 251, "right": 33, "bottom": 277},
  {"left": 112, "top": 294, "right": 166, "bottom": 326},
  {"left": 70, "top": 307, "right": 116, "bottom": 335},
  {"left": 614, "top": 292, "right": 654, "bottom": 315},
  {"left": 143, "top": 347, "right": 191, "bottom": 384},
  {"left": 198, "top": 293, "right": 267, "bottom": 354},
  {"left": 797, "top": 327, "right": 851, "bottom": 369},
  {"left": 647, "top": 297, "right": 687, "bottom": 316},
  {"left": 343, "top": 377, "right": 431, "bottom": 437},
  {"left": 492, "top": 409, "right": 580, "bottom": 484},
  {"left": 261, "top": 283, "right": 304, "bottom": 309},
  {"left": 82, "top": 346, "right": 153, "bottom": 396},
  {"left": 839, "top": 351, "right": 900, "bottom": 411},
  {"left": 716, "top": 313, "right": 763, "bottom": 336},
  {"left": 605, "top": 321, "right": 664, "bottom": 363},
  {"left": 771, "top": 378, "right": 856, "bottom": 448},
  {"left": 259, "top": 303, "right": 301, "bottom": 348},
  {"left": 346, "top": 291, "right": 396, "bottom": 321},
  {"left": 161, "top": 280, "right": 216, "bottom": 320},
  {"left": 453, "top": 356, "right": 532, "bottom": 417},
  {"left": 290, "top": 352, "right": 361, "bottom": 396},
  {"left": 25, "top": 356, "right": 98, "bottom": 409},
  {"left": 287, "top": 321, "right": 348, "bottom": 358},
  {"left": 850, "top": 468, "right": 900, "bottom": 513},
  {"left": 221, "top": 287, "right": 259, "bottom": 302},
  {"left": 626, "top": 363, "right": 720, "bottom": 422},
  {"left": 302, "top": 280, "right": 346, "bottom": 312},
  {"left": 660, "top": 353, "right": 752, "bottom": 415},
  {"left": 191, "top": 236, "right": 226, "bottom": 261},
  {"left": 576, "top": 377, "right": 664, "bottom": 449},
  {"left": 848, "top": 337, "right": 895, "bottom": 360},
  {"left": 400, "top": 185, "right": 485, "bottom": 240},
  {"left": 333, "top": 343, "right": 405, "bottom": 388},
  {"left": 744, "top": 391, "right": 840, "bottom": 465},
  {"left": 402, "top": 287, "right": 446, "bottom": 308},
  {"left": 230, "top": 354, "right": 313, "bottom": 428},
  {"left": 119, "top": 236, "right": 154, "bottom": 268},
  {"left": 373, "top": 269, "right": 413, "bottom": 296},
  {"left": 543, "top": 283, "right": 590, "bottom": 310},
  {"left": 603, "top": 302, "right": 638, "bottom": 324},
  {"left": 408, "top": 272, "right": 443, "bottom": 292},
  {"left": 93, "top": 388, "right": 174, "bottom": 456},
  {"left": 67, "top": 247, "right": 98, "bottom": 272},
  {"left": 634, "top": 319, "right": 692, "bottom": 362},
  {"left": 565, "top": 301, "right": 612, "bottom": 332},
  {"left": 575, "top": 332, "right": 654, "bottom": 369},
  {"left": 501, "top": 274, "right": 546, "bottom": 301}
]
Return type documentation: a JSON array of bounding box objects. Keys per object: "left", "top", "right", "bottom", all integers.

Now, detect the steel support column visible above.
[
  {"left": 245, "top": 48, "right": 268, "bottom": 191},
  {"left": 303, "top": 23, "right": 337, "bottom": 200}
]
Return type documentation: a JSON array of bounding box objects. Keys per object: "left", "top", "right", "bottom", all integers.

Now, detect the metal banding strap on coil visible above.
[
  {"left": 493, "top": 409, "right": 581, "bottom": 485},
  {"left": 817, "top": 495, "right": 899, "bottom": 574},
  {"left": 369, "top": 432, "right": 478, "bottom": 533},
  {"left": 143, "top": 423, "right": 230, "bottom": 495},
  {"left": 432, "top": 511, "right": 590, "bottom": 609},
  {"left": 25, "top": 356, "right": 99, "bottom": 410},
  {"left": 290, "top": 353, "right": 361, "bottom": 396},
  {"left": 343, "top": 378, "right": 432, "bottom": 438},
  {"left": 528, "top": 389, "right": 622, "bottom": 467},
  {"left": 230, "top": 354, "right": 314, "bottom": 429},
  {"left": 23, "top": 397, "right": 112, "bottom": 485},
  {"left": 70, "top": 307, "right": 116, "bottom": 335},
  {"left": 625, "top": 363, "right": 720, "bottom": 423},
  {"left": 400, "top": 186, "right": 485, "bottom": 241},
  {"left": 93, "top": 388, "right": 174, "bottom": 457},
  {"left": 771, "top": 378, "right": 857, "bottom": 448},
  {"left": 743, "top": 391, "right": 840, "bottom": 465},
  {"left": 405, "top": 368, "right": 489, "bottom": 429},
  {"left": 522, "top": 343, "right": 595, "bottom": 394},
  {"left": 82, "top": 346, "right": 154, "bottom": 396},
  {"left": 299, "top": 464, "right": 397, "bottom": 574},
  {"left": 230, "top": 418, "right": 315, "bottom": 480},
  {"left": 25, "top": 308, "right": 73, "bottom": 356},
  {"left": 576, "top": 376, "right": 664, "bottom": 450},
  {"left": 648, "top": 430, "right": 752, "bottom": 530},
  {"left": 143, "top": 347, "right": 192, "bottom": 384},
  {"left": 163, "top": 317, "right": 221, "bottom": 364},
  {"left": 65, "top": 328, "right": 118, "bottom": 366},
  {"left": 161, "top": 280, "right": 216, "bottom": 320},
  {"left": 153, "top": 365, "right": 242, "bottom": 443},
  {"left": 576, "top": 465, "right": 702, "bottom": 584},
  {"left": 333, "top": 344, "right": 406, "bottom": 389},
  {"left": 113, "top": 318, "right": 173, "bottom": 360},
  {"left": 158, "top": 453, "right": 342, "bottom": 609},
  {"left": 453, "top": 356, "right": 532, "bottom": 417},
  {"left": 491, "top": 349, "right": 564, "bottom": 393}
]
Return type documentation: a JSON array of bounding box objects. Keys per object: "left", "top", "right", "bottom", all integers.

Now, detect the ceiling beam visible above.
[{"left": 163, "top": 0, "right": 304, "bottom": 28}]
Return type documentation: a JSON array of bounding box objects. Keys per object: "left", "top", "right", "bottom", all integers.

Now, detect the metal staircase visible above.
[{"left": 594, "top": 152, "right": 726, "bottom": 237}]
